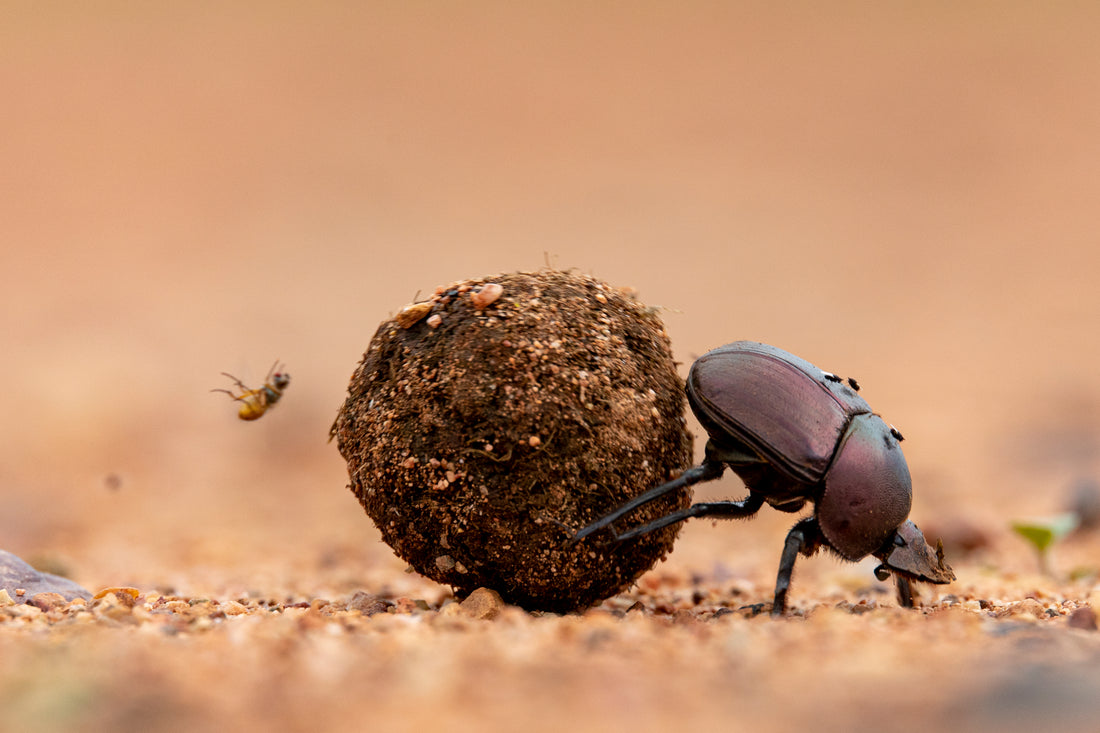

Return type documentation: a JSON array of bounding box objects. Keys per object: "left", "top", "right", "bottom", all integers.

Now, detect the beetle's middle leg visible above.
[{"left": 771, "top": 518, "right": 820, "bottom": 616}]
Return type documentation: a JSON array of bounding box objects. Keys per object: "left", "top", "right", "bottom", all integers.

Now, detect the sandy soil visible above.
[{"left": 3, "top": 4, "right": 1100, "bottom": 732}]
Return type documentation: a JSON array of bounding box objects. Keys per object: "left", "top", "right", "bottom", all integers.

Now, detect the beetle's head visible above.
[
  {"left": 874, "top": 520, "right": 955, "bottom": 584},
  {"left": 272, "top": 371, "right": 290, "bottom": 390}
]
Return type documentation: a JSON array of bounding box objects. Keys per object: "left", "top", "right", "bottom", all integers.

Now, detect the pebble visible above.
[
  {"left": 347, "top": 591, "right": 392, "bottom": 616},
  {"left": 1067, "top": 607, "right": 1097, "bottom": 631},
  {"left": 470, "top": 283, "right": 503, "bottom": 309},
  {"left": 460, "top": 588, "right": 506, "bottom": 619},
  {"left": 28, "top": 592, "right": 68, "bottom": 612},
  {"left": 1001, "top": 598, "right": 1046, "bottom": 620}
]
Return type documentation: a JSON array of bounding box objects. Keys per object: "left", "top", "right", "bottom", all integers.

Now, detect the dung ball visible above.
[{"left": 331, "top": 270, "right": 693, "bottom": 612}]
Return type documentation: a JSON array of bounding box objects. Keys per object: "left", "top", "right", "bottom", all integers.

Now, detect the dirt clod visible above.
[{"left": 332, "top": 270, "right": 693, "bottom": 612}]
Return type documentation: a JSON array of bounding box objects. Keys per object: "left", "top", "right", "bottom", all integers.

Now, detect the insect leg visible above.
[
  {"left": 895, "top": 576, "right": 914, "bottom": 608},
  {"left": 771, "top": 518, "right": 817, "bottom": 616},
  {"left": 612, "top": 492, "right": 766, "bottom": 542},
  {"left": 211, "top": 387, "right": 246, "bottom": 402},
  {"left": 571, "top": 460, "right": 726, "bottom": 544},
  {"left": 220, "top": 372, "right": 251, "bottom": 392}
]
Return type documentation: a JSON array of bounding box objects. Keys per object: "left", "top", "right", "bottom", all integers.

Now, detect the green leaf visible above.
[{"left": 1011, "top": 512, "right": 1080, "bottom": 552}]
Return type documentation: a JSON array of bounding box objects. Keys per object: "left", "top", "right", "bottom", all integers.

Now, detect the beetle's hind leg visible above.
[
  {"left": 571, "top": 459, "right": 727, "bottom": 544},
  {"left": 614, "top": 492, "right": 766, "bottom": 542}
]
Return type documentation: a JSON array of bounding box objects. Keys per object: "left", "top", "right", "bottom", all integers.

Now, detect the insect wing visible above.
[{"left": 687, "top": 341, "right": 870, "bottom": 484}]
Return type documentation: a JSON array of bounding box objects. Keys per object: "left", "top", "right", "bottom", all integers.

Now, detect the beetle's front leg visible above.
[
  {"left": 771, "top": 518, "right": 819, "bottom": 617},
  {"left": 895, "top": 576, "right": 914, "bottom": 608}
]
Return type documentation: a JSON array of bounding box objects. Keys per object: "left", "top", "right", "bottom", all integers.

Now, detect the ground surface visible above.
[{"left": 4, "top": 4, "right": 1100, "bottom": 732}]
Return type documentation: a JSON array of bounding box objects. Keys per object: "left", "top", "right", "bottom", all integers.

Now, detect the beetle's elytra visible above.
[{"left": 572, "top": 341, "right": 954, "bottom": 616}]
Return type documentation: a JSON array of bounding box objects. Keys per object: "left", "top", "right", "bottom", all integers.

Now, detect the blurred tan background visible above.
[{"left": 3, "top": 2, "right": 1099, "bottom": 595}]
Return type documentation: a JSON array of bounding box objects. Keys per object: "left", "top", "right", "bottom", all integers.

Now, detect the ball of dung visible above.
[{"left": 332, "top": 270, "right": 693, "bottom": 612}]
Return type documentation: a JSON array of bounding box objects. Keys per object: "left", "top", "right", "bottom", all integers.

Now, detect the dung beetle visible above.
[{"left": 573, "top": 341, "right": 954, "bottom": 616}]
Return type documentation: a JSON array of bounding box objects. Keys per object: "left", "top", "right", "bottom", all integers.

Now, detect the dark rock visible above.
[{"left": 0, "top": 549, "right": 92, "bottom": 603}]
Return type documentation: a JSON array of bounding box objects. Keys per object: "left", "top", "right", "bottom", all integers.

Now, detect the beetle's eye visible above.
[
  {"left": 890, "top": 426, "right": 904, "bottom": 442},
  {"left": 847, "top": 377, "right": 860, "bottom": 391},
  {"left": 894, "top": 534, "right": 906, "bottom": 547}
]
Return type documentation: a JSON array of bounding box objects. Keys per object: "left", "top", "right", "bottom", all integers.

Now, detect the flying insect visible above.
[{"left": 212, "top": 361, "right": 290, "bottom": 421}]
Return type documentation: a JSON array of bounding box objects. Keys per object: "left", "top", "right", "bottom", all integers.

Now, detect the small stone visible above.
[
  {"left": 470, "top": 282, "right": 503, "bottom": 309},
  {"left": 348, "top": 591, "right": 392, "bottom": 616},
  {"left": 1068, "top": 607, "right": 1097, "bottom": 631},
  {"left": 1003, "top": 598, "right": 1046, "bottom": 620},
  {"left": 28, "top": 592, "right": 68, "bottom": 612},
  {"left": 6, "top": 603, "right": 42, "bottom": 619},
  {"left": 427, "top": 313, "right": 443, "bottom": 328},
  {"left": 460, "top": 587, "right": 505, "bottom": 619},
  {"left": 93, "top": 587, "right": 141, "bottom": 608}
]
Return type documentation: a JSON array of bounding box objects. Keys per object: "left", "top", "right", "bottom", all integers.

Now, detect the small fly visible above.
[{"left": 212, "top": 361, "right": 290, "bottom": 421}]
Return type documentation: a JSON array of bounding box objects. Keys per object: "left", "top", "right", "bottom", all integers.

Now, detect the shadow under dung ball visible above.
[{"left": 332, "top": 270, "right": 694, "bottom": 612}]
